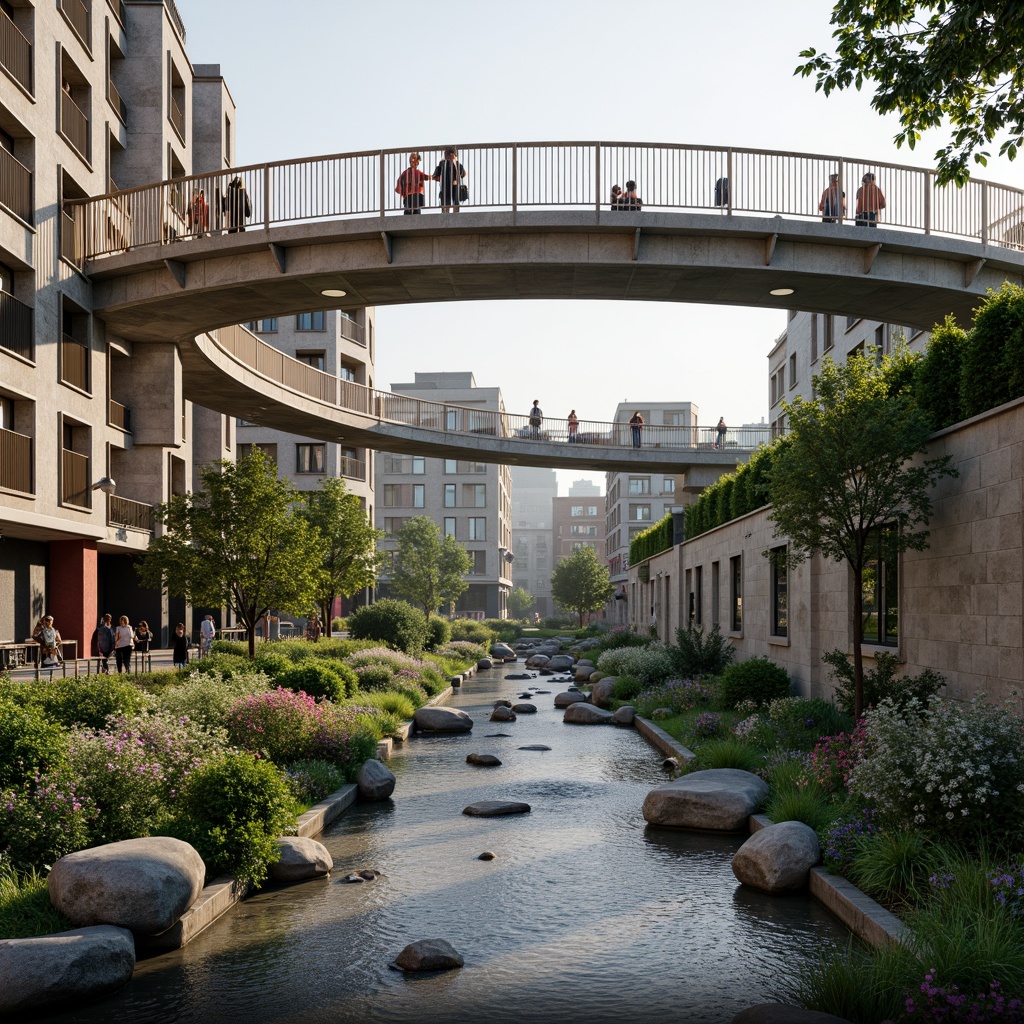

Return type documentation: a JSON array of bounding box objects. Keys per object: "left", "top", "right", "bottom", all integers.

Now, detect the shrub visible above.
[
  {"left": 823, "top": 649, "right": 945, "bottom": 716},
  {"left": 437, "top": 640, "right": 488, "bottom": 663},
  {"left": 152, "top": 670, "right": 270, "bottom": 729},
  {"left": 415, "top": 663, "right": 449, "bottom": 696},
  {"left": 354, "top": 665, "right": 393, "bottom": 692},
  {"left": 961, "top": 281, "right": 1024, "bottom": 419},
  {"left": 424, "top": 616, "right": 452, "bottom": 652},
  {"left": 671, "top": 624, "right": 735, "bottom": 678},
  {"left": 820, "top": 807, "right": 878, "bottom": 875},
  {"left": 284, "top": 759, "right": 346, "bottom": 806},
  {"left": 846, "top": 828, "right": 938, "bottom": 907},
  {"left": 357, "top": 690, "right": 418, "bottom": 720},
  {"left": 692, "top": 712, "right": 722, "bottom": 738},
  {"left": 448, "top": 619, "right": 496, "bottom": 646},
  {"left": 332, "top": 617, "right": 345, "bottom": 633},
  {"left": 764, "top": 781, "right": 835, "bottom": 833},
  {"left": 592, "top": 626, "right": 650, "bottom": 654},
  {"left": 749, "top": 696, "right": 852, "bottom": 752},
  {"left": 611, "top": 675, "right": 645, "bottom": 701},
  {"left": 0, "top": 698, "right": 68, "bottom": 788},
  {"left": 915, "top": 314, "right": 968, "bottom": 430},
  {"left": 849, "top": 696, "right": 1024, "bottom": 845},
  {"left": 0, "top": 862, "right": 73, "bottom": 939},
  {"left": 226, "top": 688, "right": 321, "bottom": 763},
  {"left": 309, "top": 706, "right": 380, "bottom": 777},
  {"left": 690, "top": 737, "right": 765, "bottom": 774},
  {"left": 596, "top": 645, "right": 674, "bottom": 686},
  {"left": 252, "top": 650, "right": 293, "bottom": 680},
  {"left": 191, "top": 653, "right": 252, "bottom": 680},
  {"left": 210, "top": 640, "right": 248, "bottom": 658},
  {"left": 807, "top": 723, "right": 867, "bottom": 795},
  {"left": 482, "top": 618, "right": 520, "bottom": 643},
  {"left": 634, "top": 678, "right": 715, "bottom": 718},
  {"left": 348, "top": 599, "right": 428, "bottom": 656},
  {"left": 170, "top": 752, "right": 296, "bottom": 887},
  {"left": 278, "top": 662, "right": 351, "bottom": 702},
  {"left": 25, "top": 674, "right": 148, "bottom": 730},
  {"left": 717, "top": 657, "right": 792, "bottom": 709},
  {"left": 761, "top": 749, "right": 811, "bottom": 789}
]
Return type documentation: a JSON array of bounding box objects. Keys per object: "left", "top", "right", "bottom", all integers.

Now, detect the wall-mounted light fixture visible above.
[{"left": 92, "top": 476, "right": 117, "bottom": 495}]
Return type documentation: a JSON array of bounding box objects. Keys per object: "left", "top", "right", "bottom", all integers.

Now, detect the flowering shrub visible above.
[
  {"left": 820, "top": 808, "right": 878, "bottom": 874},
  {"left": 154, "top": 670, "right": 269, "bottom": 729},
  {"left": 693, "top": 712, "right": 722, "bottom": 738},
  {"left": 346, "top": 647, "right": 425, "bottom": 673},
  {"left": 634, "top": 678, "right": 714, "bottom": 718},
  {"left": 437, "top": 641, "right": 488, "bottom": 661},
  {"left": 226, "top": 688, "right": 321, "bottom": 764},
  {"left": 0, "top": 698, "right": 67, "bottom": 788},
  {"left": 807, "top": 722, "right": 867, "bottom": 794},
  {"left": 1, "top": 767, "right": 95, "bottom": 869},
  {"left": 285, "top": 759, "right": 345, "bottom": 805},
  {"left": 310, "top": 705, "right": 379, "bottom": 778},
  {"left": 904, "top": 970, "right": 1024, "bottom": 1022},
  {"left": 733, "top": 714, "right": 762, "bottom": 738},
  {"left": 989, "top": 865, "right": 1024, "bottom": 922},
  {"left": 597, "top": 645, "right": 674, "bottom": 686},
  {"left": 354, "top": 665, "right": 393, "bottom": 692},
  {"left": 848, "top": 697, "right": 1024, "bottom": 842}
]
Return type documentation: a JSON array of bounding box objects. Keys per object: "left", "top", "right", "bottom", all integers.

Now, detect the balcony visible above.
[
  {"left": 59, "top": 0, "right": 91, "bottom": 49},
  {"left": 0, "top": 7, "right": 31, "bottom": 94},
  {"left": 108, "top": 495, "right": 152, "bottom": 533},
  {"left": 0, "top": 427, "right": 32, "bottom": 493},
  {"left": 165, "top": 0, "right": 186, "bottom": 42},
  {"left": 338, "top": 314, "right": 366, "bottom": 346},
  {"left": 0, "top": 290, "right": 33, "bottom": 360},
  {"left": 108, "top": 399, "right": 130, "bottom": 431},
  {"left": 339, "top": 456, "right": 366, "bottom": 481},
  {"left": 60, "top": 91, "right": 91, "bottom": 163},
  {"left": 107, "top": 77, "right": 126, "bottom": 124},
  {"left": 60, "top": 334, "right": 89, "bottom": 391},
  {"left": 0, "top": 146, "right": 32, "bottom": 224},
  {"left": 61, "top": 449, "right": 90, "bottom": 508},
  {"left": 169, "top": 96, "right": 185, "bottom": 141}
]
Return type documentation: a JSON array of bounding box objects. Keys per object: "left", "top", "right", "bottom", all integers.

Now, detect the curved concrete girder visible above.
[
  {"left": 89, "top": 212, "right": 1024, "bottom": 341},
  {"left": 182, "top": 333, "right": 749, "bottom": 474}
]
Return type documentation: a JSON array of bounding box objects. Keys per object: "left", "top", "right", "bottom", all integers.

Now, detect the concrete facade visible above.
[{"left": 510, "top": 466, "right": 557, "bottom": 618}]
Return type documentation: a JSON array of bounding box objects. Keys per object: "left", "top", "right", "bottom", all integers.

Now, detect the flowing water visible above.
[{"left": 43, "top": 667, "right": 849, "bottom": 1024}]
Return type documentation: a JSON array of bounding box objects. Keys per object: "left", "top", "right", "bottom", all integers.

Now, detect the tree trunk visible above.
[{"left": 851, "top": 564, "right": 864, "bottom": 719}]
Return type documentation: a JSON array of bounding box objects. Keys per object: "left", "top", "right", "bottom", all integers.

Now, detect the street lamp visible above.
[{"left": 92, "top": 476, "right": 116, "bottom": 495}]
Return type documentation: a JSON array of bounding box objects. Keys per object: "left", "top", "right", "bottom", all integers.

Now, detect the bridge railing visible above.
[
  {"left": 66, "top": 142, "right": 1024, "bottom": 263},
  {"left": 208, "top": 326, "right": 770, "bottom": 453}
]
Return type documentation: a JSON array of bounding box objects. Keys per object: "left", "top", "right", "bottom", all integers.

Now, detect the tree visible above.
[
  {"left": 507, "top": 587, "right": 535, "bottom": 620},
  {"left": 297, "top": 477, "right": 383, "bottom": 627},
  {"left": 137, "top": 450, "right": 321, "bottom": 657},
  {"left": 767, "top": 349, "right": 958, "bottom": 718},
  {"left": 390, "top": 516, "right": 471, "bottom": 616},
  {"left": 550, "top": 547, "right": 614, "bottom": 627},
  {"left": 796, "top": 1, "right": 1024, "bottom": 185}
]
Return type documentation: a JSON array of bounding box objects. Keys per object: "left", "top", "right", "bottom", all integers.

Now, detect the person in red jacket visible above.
[{"left": 395, "top": 153, "right": 430, "bottom": 214}]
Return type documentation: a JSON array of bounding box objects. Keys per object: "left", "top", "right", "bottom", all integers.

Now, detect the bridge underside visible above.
[{"left": 89, "top": 212, "right": 1023, "bottom": 342}]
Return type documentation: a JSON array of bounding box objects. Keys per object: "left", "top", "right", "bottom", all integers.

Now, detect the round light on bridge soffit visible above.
[
  {"left": 321, "top": 288, "right": 347, "bottom": 298},
  {"left": 769, "top": 288, "right": 795, "bottom": 297}
]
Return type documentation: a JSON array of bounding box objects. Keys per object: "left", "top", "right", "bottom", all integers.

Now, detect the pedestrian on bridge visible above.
[
  {"left": 621, "top": 180, "right": 642, "bottom": 211},
  {"left": 856, "top": 173, "right": 886, "bottom": 228},
  {"left": 395, "top": 153, "right": 430, "bottom": 214},
  {"left": 567, "top": 409, "right": 578, "bottom": 442},
  {"left": 819, "top": 174, "right": 846, "bottom": 223},
  {"left": 529, "top": 400, "right": 543, "bottom": 439},
  {"left": 629, "top": 411, "right": 644, "bottom": 448},
  {"left": 715, "top": 417, "right": 727, "bottom": 448},
  {"left": 432, "top": 147, "right": 466, "bottom": 214}
]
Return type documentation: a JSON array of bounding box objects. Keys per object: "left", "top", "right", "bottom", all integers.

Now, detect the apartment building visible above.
[
  {"left": 375, "top": 373, "right": 513, "bottom": 619},
  {"left": 0, "top": 0, "right": 241, "bottom": 650},
  {"left": 552, "top": 479, "right": 605, "bottom": 620},
  {"left": 510, "top": 466, "right": 557, "bottom": 617}
]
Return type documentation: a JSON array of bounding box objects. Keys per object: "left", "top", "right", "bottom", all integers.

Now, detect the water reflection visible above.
[{"left": 40, "top": 667, "right": 850, "bottom": 1024}]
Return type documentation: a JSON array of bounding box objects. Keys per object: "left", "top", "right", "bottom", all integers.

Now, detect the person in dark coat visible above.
[{"left": 224, "top": 176, "right": 251, "bottom": 233}]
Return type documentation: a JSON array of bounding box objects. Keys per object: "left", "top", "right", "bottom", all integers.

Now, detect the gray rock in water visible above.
[
  {"left": 342, "top": 873, "right": 366, "bottom": 883},
  {"left": 463, "top": 801, "right": 531, "bottom": 817},
  {"left": 547, "top": 654, "right": 575, "bottom": 671},
  {"left": 512, "top": 703, "right": 537, "bottom": 714},
  {"left": 48, "top": 837, "right": 205, "bottom": 935},
  {"left": 485, "top": 733, "right": 512, "bottom": 737},
  {"left": 525, "top": 654, "right": 550, "bottom": 668},
  {"left": 358, "top": 870, "right": 379, "bottom": 880},
  {"left": 642, "top": 769, "right": 770, "bottom": 832},
  {"left": 357, "top": 758, "right": 396, "bottom": 801},
  {"left": 477, "top": 658, "right": 494, "bottom": 670},
  {"left": 493, "top": 699, "right": 513, "bottom": 708},
  {"left": 414, "top": 706, "right": 473, "bottom": 733},
  {"left": 612, "top": 705, "right": 636, "bottom": 725},
  {"left": 392, "top": 938, "right": 465, "bottom": 972},
  {"left": 505, "top": 672, "right": 532, "bottom": 680},
  {"left": 269, "top": 837, "right": 333, "bottom": 882},
  {"left": 730, "top": 1006, "right": 854, "bottom": 1024},
  {"left": 563, "top": 703, "right": 614, "bottom": 725},
  {"left": 567, "top": 685, "right": 580, "bottom": 692},
  {"left": 490, "top": 643, "right": 516, "bottom": 659},
  {"left": 517, "top": 692, "right": 534, "bottom": 699},
  {"left": 534, "top": 689, "right": 551, "bottom": 694},
  {"left": 0, "top": 926, "right": 136, "bottom": 1016},
  {"left": 553, "top": 691, "right": 587, "bottom": 707},
  {"left": 589, "top": 677, "right": 617, "bottom": 708},
  {"left": 477, "top": 851, "right": 496, "bottom": 861},
  {"left": 732, "top": 821, "right": 821, "bottom": 894},
  {"left": 519, "top": 744, "right": 552, "bottom": 751},
  {"left": 490, "top": 706, "right": 517, "bottom": 722},
  {"left": 466, "top": 753, "right": 502, "bottom": 766}
]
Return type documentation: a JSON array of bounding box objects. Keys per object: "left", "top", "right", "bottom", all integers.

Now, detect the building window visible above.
[
  {"left": 629, "top": 503, "right": 652, "bottom": 521},
  {"left": 412, "top": 456, "right": 425, "bottom": 475},
  {"left": 443, "top": 517, "right": 456, "bottom": 538},
  {"left": 771, "top": 365, "right": 786, "bottom": 406},
  {"left": 413, "top": 484, "right": 424, "bottom": 508},
  {"left": 444, "top": 483, "right": 456, "bottom": 507},
  {"left": 875, "top": 324, "right": 888, "bottom": 355},
  {"left": 711, "top": 561, "right": 720, "bottom": 628},
  {"left": 861, "top": 528, "right": 898, "bottom": 646},
  {"left": 788, "top": 353, "right": 797, "bottom": 389},
  {"left": 662, "top": 478, "right": 675, "bottom": 493},
  {"left": 247, "top": 318, "right": 277, "bottom": 333},
  {"left": 469, "top": 483, "right": 486, "bottom": 507},
  {"left": 295, "top": 443, "right": 325, "bottom": 474},
  {"left": 730, "top": 555, "right": 742, "bottom": 632},
  {"left": 695, "top": 565, "right": 703, "bottom": 626},
  {"left": 628, "top": 478, "right": 651, "bottom": 496},
  {"left": 846, "top": 315, "right": 861, "bottom": 332},
  {"left": 471, "top": 550, "right": 487, "bottom": 575},
  {"left": 384, "top": 517, "right": 407, "bottom": 536},
  {"left": 444, "top": 459, "right": 457, "bottom": 474},
  {"left": 810, "top": 315, "right": 818, "bottom": 363},
  {"left": 771, "top": 546, "right": 788, "bottom": 637},
  {"left": 469, "top": 517, "right": 486, "bottom": 541},
  {"left": 571, "top": 505, "right": 584, "bottom": 516},
  {"left": 297, "top": 351, "right": 325, "bottom": 371},
  {"left": 296, "top": 311, "right": 325, "bottom": 331},
  {"left": 237, "top": 442, "right": 276, "bottom": 465},
  {"left": 339, "top": 364, "right": 356, "bottom": 382},
  {"left": 383, "top": 484, "right": 401, "bottom": 507},
  {"left": 823, "top": 315, "right": 834, "bottom": 351}
]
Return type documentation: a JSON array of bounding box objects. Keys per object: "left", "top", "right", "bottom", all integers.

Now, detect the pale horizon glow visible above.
[{"left": 184, "top": 0, "right": 1021, "bottom": 494}]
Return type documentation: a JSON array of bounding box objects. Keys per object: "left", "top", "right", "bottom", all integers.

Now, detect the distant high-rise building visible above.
[{"left": 511, "top": 467, "right": 558, "bottom": 617}]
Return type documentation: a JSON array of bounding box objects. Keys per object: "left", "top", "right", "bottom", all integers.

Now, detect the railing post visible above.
[
  {"left": 512, "top": 143, "right": 518, "bottom": 215},
  {"left": 837, "top": 157, "right": 845, "bottom": 224},
  {"left": 981, "top": 182, "right": 989, "bottom": 245},
  {"left": 923, "top": 170, "right": 932, "bottom": 235},
  {"left": 263, "top": 165, "right": 271, "bottom": 232},
  {"left": 160, "top": 182, "right": 167, "bottom": 246},
  {"left": 595, "top": 142, "right": 601, "bottom": 214},
  {"left": 379, "top": 151, "right": 386, "bottom": 218},
  {"left": 726, "top": 149, "right": 733, "bottom": 215}
]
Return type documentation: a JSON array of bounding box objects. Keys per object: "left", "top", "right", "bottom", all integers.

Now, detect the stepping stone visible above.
[
  {"left": 563, "top": 703, "right": 614, "bottom": 724},
  {"left": 391, "top": 939, "right": 464, "bottom": 972},
  {"left": 519, "top": 745, "right": 551, "bottom": 751},
  {"left": 477, "top": 851, "right": 496, "bottom": 861},
  {"left": 466, "top": 753, "right": 502, "bottom": 766},
  {"left": 494, "top": 699, "right": 513, "bottom": 708},
  {"left": 512, "top": 703, "right": 537, "bottom": 714},
  {"left": 462, "top": 801, "right": 531, "bottom": 817},
  {"left": 485, "top": 733, "right": 512, "bottom": 738},
  {"left": 414, "top": 707, "right": 473, "bottom": 733},
  {"left": 490, "top": 707, "right": 517, "bottom": 722}
]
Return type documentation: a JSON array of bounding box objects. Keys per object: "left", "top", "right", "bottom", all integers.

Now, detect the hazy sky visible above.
[{"left": 183, "top": 0, "right": 1020, "bottom": 492}]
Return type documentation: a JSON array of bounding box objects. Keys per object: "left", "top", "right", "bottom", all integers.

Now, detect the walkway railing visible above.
[
  {"left": 209, "top": 326, "right": 769, "bottom": 453},
  {"left": 65, "top": 142, "right": 1024, "bottom": 263}
]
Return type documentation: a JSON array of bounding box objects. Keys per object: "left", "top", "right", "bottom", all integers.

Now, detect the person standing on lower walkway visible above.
[
  {"left": 172, "top": 623, "right": 190, "bottom": 670},
  {"left": 856, "top": 172, "right": 885, "bottom": 227},
  {"left": 529, "top": 400, "right": 543, "bottom": 439},
  {"left": 94, "top": 613, "right": 114, "bottom": 673},
  {"left": 114, "top": 615, "right": 134, "bottom": 674},
  {"left": 715, "top": 417, "right": 727, "bottom": 448},
  {"left": 567, "top": 410, "right": 578, "bottom": 443},
  {"left": 395, "top": 152, "right": 430, "bottom": 214},
  {"left": 629, "top": 411, "right": 644, "bottom": 448}
]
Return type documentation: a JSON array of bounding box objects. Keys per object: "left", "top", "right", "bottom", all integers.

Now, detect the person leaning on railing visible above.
[
  {"left": 395, "top": 153, "right": 430, "bottom": 214},
  {"left": 432, "top": 147, "right": 466, "bottom": 214},
  {"left": 856, "top": 173, "right": 885, "bottom": 227}
]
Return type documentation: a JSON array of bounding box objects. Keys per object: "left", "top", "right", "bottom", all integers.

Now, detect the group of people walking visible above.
[
  {"left": 89, "top": 614, "right": 154, "bottom": 674},
  {"left": 523, "top": 406, "right": 728, "bottom": 450}
]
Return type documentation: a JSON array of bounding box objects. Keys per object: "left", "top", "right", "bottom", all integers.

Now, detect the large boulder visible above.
[
  {"left": 48, "top": 837, "right": 205, "bottom": 935},
  {"left": 463, "top": 801, "right": 531, "bottom": 817},
  {"left": 392, "top": 938, "right": 464, "bottom": 972},
  {"left": 357, "top": 758, "right": 396, "bottom": 801},
  {"left": 563, "top": 703, "right": 614, "bottom": 724},
  {"left": 269, "top": 837, "right": 333, "bottom": 882},
  {"left": 490, "top": 706, "right": 517, "bottom": 722},
  {"left": 511, "top": 703, "right": 537, "bottom": 714},
  {"left": 731, "top": 821, "right": 821, "bottom": 894},
  {"left": 0, "top": 926, "right": 136, "bottom": 1015},
  {"left": 490, "top": 643, "right": 516, "bottom": 660},
  {"left": 413, "top": 706, "right": 473, "bottom": 733},
  {"left": 574, "top": 664, "right": 595, "bottom": 682},
  {"left": 553, "top": 691, "right": 587, "bottom": 707},
  {"left": 642, "top": 769, "right": 769, "bottom": 832},
  {"left": 466, "top": 753, "right": 502, "bottom": 766},
  {"left": 612, "top": 705, "right": 636, "bottom": 725},
  {"left": 731, "top": 1007, "right": 853, "bottom": 1024},
  {"left": 546, "top": 654, "right": 575, "bottom": 671},
  {"left": 477, "top": 658, "right": 494, "bottom": 670},
  {"left": 525, "top": 654, "right": 550, "bottom": 668},
  {"left": 589, "top": 677, "right": 616, "bottom": 708}
]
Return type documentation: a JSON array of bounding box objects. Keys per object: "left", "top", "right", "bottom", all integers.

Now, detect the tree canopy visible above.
[
  {"left": 507, "top": 587, "right": 536, "bottom": 620},
  {"left": 767, "top": 348, "right": 957, "bottom": 717},
  {"left": 137, "top": 450, "right": 321, "bottom": 657},
  {"left": 550, "top": 547, "right": 614, "bottom": 627},
  {"left": 390, "top": 516, "right": 472, "bottom": 616},
  {"left": 297, "top": 477, "right": 383, "bottom": 627},
  {"left": 796, "top": 1, "right": 1024, "bottom": 184}
]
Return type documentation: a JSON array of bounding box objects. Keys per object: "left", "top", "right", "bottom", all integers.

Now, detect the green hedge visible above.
[{"left": 629, "top": 514, "right": 674, "bottom": 566}]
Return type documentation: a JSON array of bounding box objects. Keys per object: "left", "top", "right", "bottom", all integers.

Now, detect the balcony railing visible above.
[
  {"left": 338, "top": 314, "right": 365, "bottom": 346},
  {"left": 109, "top": 399, "right": 130, "bottom": 431},
  {"left": 61, "top": 334, "right": 89, "bottom": 391},
  {"left": 0, "top": 290, "right": 33, "bottom": 360},
  {"left": 108, "top": 494, "right": 152, "bottom": 532},
  {"left": 60, "top": 210, "right": 80, "bottom": 264},
  {"left": 169, "top": 95, "right": 184, "bottom": 140},
  {"left": 0, "top": 146, "right": 32, "bottom": 223},
  {"left": 0, "top": 7, "right": 32, "bottom": 94},
  {"left": 60, "top": 91, "right": 90, "bottom": 162},
  {"left": 339, "top": 456, "right": 366, "bottom": 481},
  {"left": 59, "top": 0, "right": 91, "bottom": 48},
  {"left": 61, "top": 449, "right": 90, "bottom": 508},
  {"left": 165, "top": 0, "right": 186, "bottom": 42},
  {"left": 0, "top": 427, "right": 32, "bottom": 493},
  {"left": 65, "top": 141, "right": 1024, "bottom": 263},
  {"left": 107, "top": 77, "right": 127, "bottom": 124}
]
